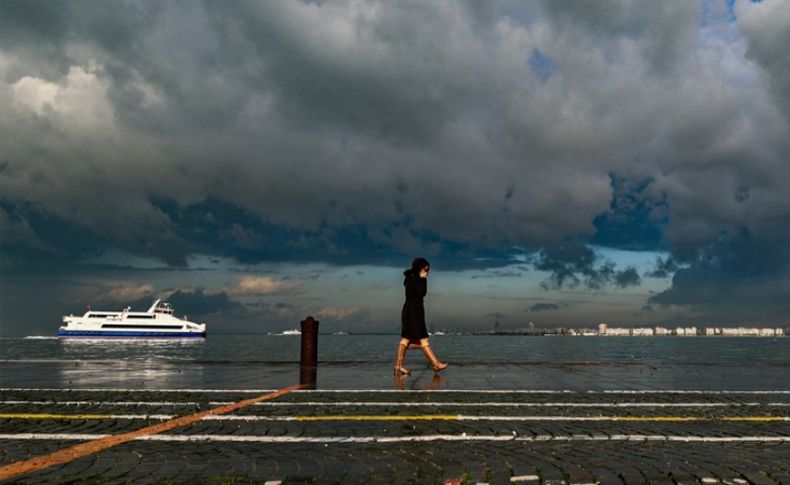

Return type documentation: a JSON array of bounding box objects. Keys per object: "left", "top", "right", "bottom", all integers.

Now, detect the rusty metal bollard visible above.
[
  {"left": 299, "top": 316, "right": 319, "bottom": 388},
  {"left": 300, "top": 316, "right": 319, "bottom": 366}
]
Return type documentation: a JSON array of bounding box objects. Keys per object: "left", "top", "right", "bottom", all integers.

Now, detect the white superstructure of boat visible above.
[{"left": 58, "top": 299, "right": 207, "bottom": 339}]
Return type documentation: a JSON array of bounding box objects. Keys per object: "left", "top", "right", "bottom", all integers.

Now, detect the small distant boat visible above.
[
  {"left": 280, "top": 329, "right": 301, "bottom": 336},
  {"left": 58, "top": 299, "right": 207, "bottom": 339}
]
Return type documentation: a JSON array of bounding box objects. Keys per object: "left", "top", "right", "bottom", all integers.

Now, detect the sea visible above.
[{"left": 1, "top": 335, "right": 789, "bottom": 391}]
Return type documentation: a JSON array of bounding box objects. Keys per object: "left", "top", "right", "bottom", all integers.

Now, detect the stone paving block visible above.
[
  {"left": 725, "top": 471, "right": 777, "bottom": 485},
  {"left": 767, "top": 473, "right": 790, "bottom": 484},
  {"left": 4, "top": 389, "right": 790, "bottom": 483},
  {"left": 584, "top": 466, "right": 623, "bottom": 484},
  {"left": 611, "top": 465, "right": 647, "bottom": 485}
]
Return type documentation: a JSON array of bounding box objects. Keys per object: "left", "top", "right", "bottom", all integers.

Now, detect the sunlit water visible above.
[{"left": 1, "top": 335, "right": 789, "bottom": 390}]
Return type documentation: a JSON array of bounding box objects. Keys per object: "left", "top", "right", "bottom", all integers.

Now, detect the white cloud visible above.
[
  {"left": 106, "top": 283, "right": 155, "bottom": 302},
  {"left": 11, "top": 75, "right": 59, "bottom": 115},
  {"left": 10, "top": 62, "right": 116, "bottom": 132},
  {"left": 317, "top": 306, "right": 363, "bottom": 320},
  {"left": 230, "top": 275, "right": 299, "bottom": 295}
]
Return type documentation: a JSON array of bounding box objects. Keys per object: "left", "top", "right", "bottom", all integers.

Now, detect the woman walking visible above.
[{"left": 394, "top": 257, "right": 448, "bottom": 375}]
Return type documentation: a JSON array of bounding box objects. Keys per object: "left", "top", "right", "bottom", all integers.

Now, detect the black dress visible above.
[{"left": 401, "top": 269, "right": 429, "bottom": 340}]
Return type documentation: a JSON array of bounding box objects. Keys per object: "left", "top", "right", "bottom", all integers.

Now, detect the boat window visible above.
[
  {"left": 101, "top": 324, "right": 184, "bottom": 329},
  {"left": 127, "top": 315, "right": 155, "bottom": 319}
]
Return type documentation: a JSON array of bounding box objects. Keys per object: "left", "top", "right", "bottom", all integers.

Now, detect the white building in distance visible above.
[
  {"left": 595, "top": 325, "right": 785, "bottom": 337},
  {"left": 720, "top": 327, "right": 784, "bottom": 337}
]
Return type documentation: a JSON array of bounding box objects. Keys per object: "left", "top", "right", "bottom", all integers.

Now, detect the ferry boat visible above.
[{"left": 58, "top": 300, "right": 207, "bottom": 339}]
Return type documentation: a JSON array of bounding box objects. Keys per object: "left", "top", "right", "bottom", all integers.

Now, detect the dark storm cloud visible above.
[
  {"left": 0, "top": 201, "right": 100, "bottom": 260},
  {"left": 470, "top": 268, "right": 525, "bottom": 279},
  {"left": 592, "top": 175, "right": 665, "bottom": 251},
  {"left": 538, "top": 0, "right": 699, "bottom": 74},
  {"left": 645, "top": 256, "right": 679, "bottom": 278},
  {"left": 738, "top": 1, "right": 790, "bottom": 122},
  {"left": 533, "top": 241, "right": 640, "bottom": 290},
  {"left": 0, "top": 0, "right": 607, "bottom": 268},
  {"left": 649, "top": 230, "right": 790, "bottom": 322},
  {"left": 613, "top": 267, "right": 641, "bottom": 288},
  {"left": 164, "top": 289, "right": 240, "bottom": 317},
  {"left": 529, "top": 303, "right": 562, "bottom": 312},
  {"left": 2, "top": 0, "right": 790, "bottom": 321},
  {"left": 534, "top": 242, "right": 598, "bottom": 289}
]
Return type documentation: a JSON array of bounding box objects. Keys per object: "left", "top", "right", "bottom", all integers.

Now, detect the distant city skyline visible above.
[{"left": 3, "top": 1, "right": 790, "bottom": 335}]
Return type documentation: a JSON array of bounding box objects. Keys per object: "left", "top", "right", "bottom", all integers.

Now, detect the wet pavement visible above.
[{"left": 2, "top": 383, "right": 790, "bottom": 484}]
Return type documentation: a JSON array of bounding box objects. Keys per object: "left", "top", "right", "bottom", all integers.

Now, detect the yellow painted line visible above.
[
  {"left": 0, "top": 384, "right": 303, "bottom": 482},
  {"left": 295, "top": 414, "right": 459, "bottom": 421}
]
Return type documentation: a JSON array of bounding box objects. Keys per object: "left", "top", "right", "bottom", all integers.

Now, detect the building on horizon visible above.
[{"left": 720, "top": 327, "right": 783, "bottom": 337}]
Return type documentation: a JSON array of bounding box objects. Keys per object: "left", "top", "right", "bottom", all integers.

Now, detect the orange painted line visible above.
[{"left": 0, "top": 383, "right": 303, "bottom": 481}]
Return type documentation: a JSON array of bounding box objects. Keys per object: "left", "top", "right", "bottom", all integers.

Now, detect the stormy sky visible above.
[{"left": 2, "top": 0, "right": 790, "bottom": 335}]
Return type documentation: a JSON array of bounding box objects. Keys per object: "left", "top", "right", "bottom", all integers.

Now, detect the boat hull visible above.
[{"left": 58, "top": 329, "right": 206, "bottom": 339}]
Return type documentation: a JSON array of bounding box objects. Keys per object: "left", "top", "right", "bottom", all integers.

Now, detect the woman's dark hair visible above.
[{"left": 411, "top": 257, "right": 430, "bottom": 273}]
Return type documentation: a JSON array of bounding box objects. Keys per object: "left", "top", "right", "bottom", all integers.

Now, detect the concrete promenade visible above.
[{"left": 2, "top": 384, "right": 790, "bottom": 484}]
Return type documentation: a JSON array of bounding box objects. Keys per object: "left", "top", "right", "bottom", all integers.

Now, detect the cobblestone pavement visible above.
[{"left": 2, "top": 388, "right": 790, "bottom": 484}]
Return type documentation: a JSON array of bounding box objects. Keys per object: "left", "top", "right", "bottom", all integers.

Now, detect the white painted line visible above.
[
  {"left": 0, "top": 433, "right": 110, "bottom": 440},
  {"left": 0, "top": 401, "right": 200, "bottom": 407},
  {"left": 0, "top": 388, "right": 278, "bottom": 393},
  {"left": 510, "top": 475, "right": 540, "bottom": 482},
  {"left": 100, "top": 414, "right": 174, "bottom": 420},
  {"left": 4, "top": 388, "right": 790, "bottom": 394},
  {"left": 5, "top": 400, "right": 790, "bottom": 409},
  {"left": 297, "top": 390, "right": 790, "bottom": 395},
  {"left": 238, "top": 401, "right": 790, "bottom": 408},
  {"left": 597, "top": 390, "right": 790, "bottom": 395},
  {"left": 0, "top": 414, "right": 175, "bottom": 420},
  {"left": 0, "top": 433, "right": 788, "bottom": 443},
  {"left": 5, "top": 413, "right": 790, "bottom": 422},
  {"left": 208, "top": 415, "right": 790, "bottom": 422}
]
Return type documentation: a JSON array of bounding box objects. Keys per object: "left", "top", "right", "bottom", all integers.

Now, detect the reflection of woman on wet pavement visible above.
[{"left": 394, "top": 257, "right": 448, "bottom": 375}]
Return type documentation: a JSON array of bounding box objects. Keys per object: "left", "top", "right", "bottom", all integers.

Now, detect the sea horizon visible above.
[{"left": 2, "top": 334, "right": 789, "bottom": 391}]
